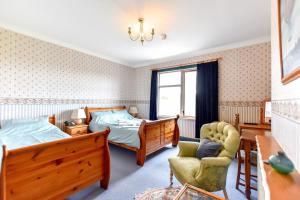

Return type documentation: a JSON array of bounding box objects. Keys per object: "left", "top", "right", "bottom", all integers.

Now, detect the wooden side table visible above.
[
  {"left": 174, "top": 183, "right": 224, "bottom": 200},
  {"left": 64, "top": 124, "right": 88, "bottom": 137}
]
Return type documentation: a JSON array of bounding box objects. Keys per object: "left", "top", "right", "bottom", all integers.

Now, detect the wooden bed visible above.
[
  {"left": 0, "top": 115, "right": 110, "bottom": 200},
  {"left": 85, "top": 106, "right": 180, "bottom": 166}
]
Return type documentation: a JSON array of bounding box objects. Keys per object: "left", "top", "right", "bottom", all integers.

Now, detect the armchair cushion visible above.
[
  {"left": 196, "top": 139, "right": 223, "bottom": 159},
  {"left": 199, "top": 157, "right": 231, "bottom": 168}
]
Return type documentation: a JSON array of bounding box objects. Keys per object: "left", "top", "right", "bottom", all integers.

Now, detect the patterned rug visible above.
[{"left": 135, "top": 187, "right": 182, "bottom": 200}]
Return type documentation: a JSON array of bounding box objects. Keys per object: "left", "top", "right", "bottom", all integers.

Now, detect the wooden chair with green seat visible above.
[{"left": 168, "top": 121, "right": 240, "bottom": 199}]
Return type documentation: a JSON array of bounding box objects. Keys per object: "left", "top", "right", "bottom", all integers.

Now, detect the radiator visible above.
[
  {"left": 178, "top": 118, "right": 196, "bottom": 138},
  {"left": 219, "top": 105, "right": 261, "bottom": 124},
  {"left": 178, "top": 104, "right": 261, "bottom": 138}
]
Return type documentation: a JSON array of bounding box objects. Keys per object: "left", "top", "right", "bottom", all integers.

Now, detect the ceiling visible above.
[{"left": 0, "top": 0, "right": 270, "bottom": 67}]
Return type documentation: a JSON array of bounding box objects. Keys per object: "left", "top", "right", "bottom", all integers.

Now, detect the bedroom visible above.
[{"left": 0, "top": 0, "right": 299, "bottom": 200}]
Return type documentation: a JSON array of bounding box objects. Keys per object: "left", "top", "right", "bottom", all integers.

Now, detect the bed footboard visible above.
[
  {"left": 137, "top": 115, "right": 179, "bottom": 166},
  {"left": 0, "top": 129, "right": 110, "bottom": 200}
]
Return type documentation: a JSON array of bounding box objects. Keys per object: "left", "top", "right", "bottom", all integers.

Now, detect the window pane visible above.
[
  {"left": 159, "top": 87, "right": 181, "bottom": 116},
  {"left": 184, "top": 71, "right": 196, "bottom": 117},
  {"left": 159, "top": 72, "right": 181, "bottom": 86}
]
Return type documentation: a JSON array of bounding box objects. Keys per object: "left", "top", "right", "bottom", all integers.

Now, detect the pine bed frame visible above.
[
  {"left": 85, "top": 106, "right": 180, "bottom": 166},
  {"left": 0, "top": 116, "right": 110, "bottom": 200}
]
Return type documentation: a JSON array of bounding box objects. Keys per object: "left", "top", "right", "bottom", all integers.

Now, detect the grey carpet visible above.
[{"left": 68, "top": 144, "right": 257, "bottom": 200}]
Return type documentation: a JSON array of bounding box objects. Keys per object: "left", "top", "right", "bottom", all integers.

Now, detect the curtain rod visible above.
[{"left": 152, "top": 57, "right": 222, "bottom": 71}]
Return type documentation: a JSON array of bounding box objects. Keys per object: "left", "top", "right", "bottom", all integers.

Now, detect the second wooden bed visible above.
[{"left": 85, "top": 106, "right": 180, "bottom": 166}]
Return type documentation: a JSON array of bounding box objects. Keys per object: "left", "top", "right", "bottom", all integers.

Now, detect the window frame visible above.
[{"left": 157, "top": 68, "right": 196, "bottom": 119}]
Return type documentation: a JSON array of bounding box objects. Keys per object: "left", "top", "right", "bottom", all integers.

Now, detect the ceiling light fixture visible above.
[{"left": 128, "top": 18, "right": 157, "bottom": 45}]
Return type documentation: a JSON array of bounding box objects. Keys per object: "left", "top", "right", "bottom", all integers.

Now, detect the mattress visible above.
[{"left": 89, "top": 118, "right": 142, "bottom": 149}]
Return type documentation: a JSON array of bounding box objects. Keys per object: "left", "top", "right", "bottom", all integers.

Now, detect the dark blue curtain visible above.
[
  {"left": 195, "top": 61, "right": 219, "bottom": 138},
  {"left": 149, "top": 71, "right": 158, "bottom": 120}
]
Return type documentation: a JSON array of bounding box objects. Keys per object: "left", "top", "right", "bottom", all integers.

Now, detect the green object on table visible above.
[{"left": 268, "top": 151, "right": 294, "bottom": 174}]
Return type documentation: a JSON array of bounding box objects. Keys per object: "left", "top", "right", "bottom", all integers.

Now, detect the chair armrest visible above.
[{"left": 178, "top": 141, "right": 199, "bottom": 157}]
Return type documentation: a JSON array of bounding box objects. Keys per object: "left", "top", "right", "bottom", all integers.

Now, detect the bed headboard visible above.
[
  {"left": 48, "top": 115, "right": 56, "bottom": 125},
  {"left": 85, "top": 106, "right": 126, "bottom": 124}
]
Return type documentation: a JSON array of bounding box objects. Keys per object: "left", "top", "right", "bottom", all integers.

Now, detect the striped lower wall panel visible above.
[
  {"left": 219, "top": 105, "right": 261, "bottom": 124},
  {"left": 178, "top": 105, "right": 261, "bottom": 138},
  {"left": 0, "top": 104, "right": 260, "bottom": 138},
  {"left": 0, "top": 103, "right": 130, "bottom": 129}
]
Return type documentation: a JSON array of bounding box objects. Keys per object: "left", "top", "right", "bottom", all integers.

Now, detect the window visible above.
[
  {"left": 184, "top": 71, "right": 197, "bottom": 116},
  {"left": 158, "top": 70, "right": 197, "bottom": 117},
  {"left": 158, "top": 72, "right": 181, "bottom": 116}
]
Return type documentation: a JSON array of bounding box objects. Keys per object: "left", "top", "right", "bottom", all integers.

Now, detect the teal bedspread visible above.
[
  {"left": 89, "top": 117, "right": 142, "bottom": 149},
  {"left": 0, "top": 121, "right": 70, "bottom": 168}
]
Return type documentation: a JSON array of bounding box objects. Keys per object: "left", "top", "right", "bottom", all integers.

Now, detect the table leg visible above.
[{"left": 244, "top": 140, "right": 251, "bottom": 199}]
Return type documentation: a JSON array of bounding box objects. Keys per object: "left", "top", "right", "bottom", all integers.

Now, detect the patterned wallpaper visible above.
[
  {"left": 0, "top": 26, "right": 271, "bottom": 105},
  {"left": 0, "top": 27, "right": 139, "bottom": 126},
  {"left": 0, "top": 26, "right": 272, "bottom": 130},
  {"left": 134, "top": 42, "right": 272, "bottom": 120},
  {"left": 0, "top": 27, "right": 135, "bottom": 100},
  {"left": 134, "top": 42, "right": 271, "bottom": 102}
]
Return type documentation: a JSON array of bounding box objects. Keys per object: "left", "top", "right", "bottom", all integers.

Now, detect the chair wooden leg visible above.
[
  {"left": 169, "top": 168, "right": 174, "bottom": 187},
  {"left": 236, "top": 143, "right": 243, "bottom": 190},
  {"left": 223, "top": 188, "right": 229, "bottom": 200},
  {"left": 244, "top": 140, "right": 252, "bottom": 199}
]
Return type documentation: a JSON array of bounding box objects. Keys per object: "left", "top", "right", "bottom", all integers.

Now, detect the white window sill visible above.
[{"left": 158, "top": 115, "right": 195, "bottom": 120}]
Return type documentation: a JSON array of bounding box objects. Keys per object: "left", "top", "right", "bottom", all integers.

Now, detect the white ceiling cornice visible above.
[{"left": 133, "top": 36, "right": 271, "bottom": 68}]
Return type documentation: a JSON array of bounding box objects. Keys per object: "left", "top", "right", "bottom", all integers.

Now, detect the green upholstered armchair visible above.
[{"left": 168, "top": 121, "right": 240, "bottom": 199}]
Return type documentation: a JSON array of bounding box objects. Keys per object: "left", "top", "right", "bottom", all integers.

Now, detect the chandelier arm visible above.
[
  {"left": 129, "top": 34, "right": 140, "bottom": 41},
  {"left": 144, "top": 34, "right": 154, "bottom": 41}
]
